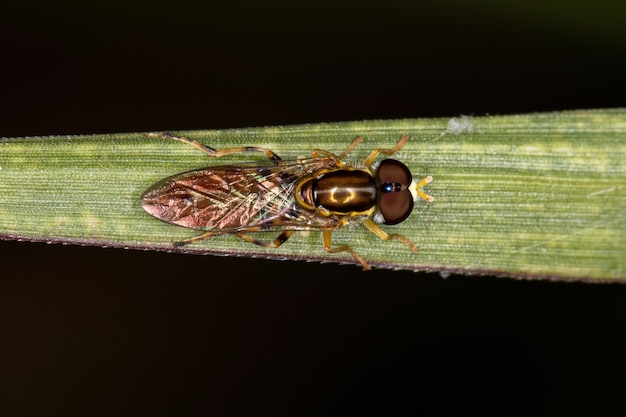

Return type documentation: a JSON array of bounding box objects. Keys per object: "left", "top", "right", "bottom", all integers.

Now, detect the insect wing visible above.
[{"left": 141, "top": 159, "right": 333, "bottom": 232}]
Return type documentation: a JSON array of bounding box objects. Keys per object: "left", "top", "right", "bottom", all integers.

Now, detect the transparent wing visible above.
[{"left": 141, "top": 159, "right": 340, "bottom": 232}]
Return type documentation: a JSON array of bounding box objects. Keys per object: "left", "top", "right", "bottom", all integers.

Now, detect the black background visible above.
[{"left": 1, "top": 1, "right": 625, "bottom": 416}]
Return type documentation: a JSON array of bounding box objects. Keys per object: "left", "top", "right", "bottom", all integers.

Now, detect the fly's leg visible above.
[
  {"left": 173, "top": 231, "right": 220, "bottom": 247},
  {"left": 234, "top": 231, "right": 294, "bottom": 248},
  {"left": 173, "top": 230, "right": 294, "bottom": 249},
  {"left": 146, "top": 132, "right": 284, "bottom": 166},
  {"left": 322, "top": 230, "right": 371, "bottom": 271},
  {"left": 311, "top": 136, "right": 364, "bottom": 165},
  {"left": 336, "top": 136, "right": 364, "bottom": 160},
  {"left": 311, "top": 134, "right": 409, "bottom": 168},
  {"left": 363, "top": 134, "right": 409, "bottom": 168},
  {"left": 362, "top": 219, "right": 418, "bottom": 252}
]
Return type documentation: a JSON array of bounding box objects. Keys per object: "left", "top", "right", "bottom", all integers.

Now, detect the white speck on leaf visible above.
[{"left": 442, "top": 116, "right": 475, "bottom": 136}]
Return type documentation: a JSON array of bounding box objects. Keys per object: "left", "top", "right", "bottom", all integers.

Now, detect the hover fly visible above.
[{"left": 141, "top": 133, "right": 434, "bottom": 270}]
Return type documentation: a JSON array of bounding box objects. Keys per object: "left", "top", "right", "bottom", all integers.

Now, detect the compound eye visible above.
[
  {"left": 379, "top": 190, "right": 413, "bottom": 225},
  {"left": 377, "top": 159, "right": 412, "bottom": 186},
  {"left": 377, "top": 160, "right": 415, "bottom": 225}
]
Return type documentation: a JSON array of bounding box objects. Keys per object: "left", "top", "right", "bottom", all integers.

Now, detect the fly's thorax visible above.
[{"left": 295, "top": 168, "right": 377, "bottom": 216}]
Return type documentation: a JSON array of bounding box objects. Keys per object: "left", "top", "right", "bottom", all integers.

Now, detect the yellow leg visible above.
[
  {"left": 234, "top": 231, "right": 294, "bottom": 248},
  {"left": 363, "top": 134, "right": 409, "bottom": 167},
  {"left": 362, "top": 218, "right": 418, "bottom": 252},
  {"left": 311, "top": 136, "right": 364, "bottom": 165},
  {"left": 336, "top": 136, "right": 364, "bottom": 160},
  {"left": 146, "top": 132, "right": 283, "bottom": 164},
  {"left": 174, "top": 230, "right": 294, "bottom": 249},
  {"left": 322, "top": 230, "right": 371, "bottom": 271},
  {"left": 173, "top": 231, "right": 220, "bottom": 247}
]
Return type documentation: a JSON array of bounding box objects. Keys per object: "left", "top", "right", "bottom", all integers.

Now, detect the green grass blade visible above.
[{"left": 1, "top": 109, "right": 624, "bottom": 281}]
